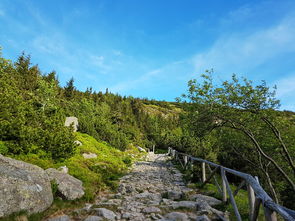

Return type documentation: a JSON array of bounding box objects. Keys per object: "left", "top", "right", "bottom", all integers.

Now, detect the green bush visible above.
[{"left": 0, "top": 141, "right": 8, "bottom": 154}]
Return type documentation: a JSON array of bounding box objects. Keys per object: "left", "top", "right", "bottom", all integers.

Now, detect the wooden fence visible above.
[{"left": 167, "top": 147, "right": 295, "bottom": 221}]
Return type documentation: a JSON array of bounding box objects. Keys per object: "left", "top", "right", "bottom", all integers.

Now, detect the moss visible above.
[
  {"left": 10, "top": 132, "right": 143, "bottom": 201},
  {"left": 59, "top": 132, "right": 144, "bottom": 200}
]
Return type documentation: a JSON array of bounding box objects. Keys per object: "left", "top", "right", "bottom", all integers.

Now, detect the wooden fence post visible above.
[
  {"left": 201, "top": 162, "right": 206, "bottom": 183},
  {"left": 247, "top": 184, "right": 255, "bottom": 220},
  {"left": 184, "top": 155, "right": 188, "bottom": 165},
  {"left": 264, "top": 207, "right": 277, "bottom": 221},
  {"left": 221, "top": 168, "right": 227, "bottom": 202},
  {"left": 184, "top": 155, "right": 188, "bottom": 169},
  {"left": 221, "top": 168, "right": 242, "bottom": 221}
]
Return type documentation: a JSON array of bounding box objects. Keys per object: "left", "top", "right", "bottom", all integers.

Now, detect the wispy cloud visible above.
[
  {"left": 193, "top": 15, "right": 295, "bottom": 76},
  {"left": 275, "top": 74, "right": 295, "bottom": 98},
  {"left": 110, "top": 69, "right": 161, "bottom": 93},
  {"left": 109, "top": 59, "right": 193, "bottom": 98}
]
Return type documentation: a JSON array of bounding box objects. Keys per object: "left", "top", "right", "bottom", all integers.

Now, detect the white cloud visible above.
[
  {"left": 112, "top": 50, "right": 123, "bottom": 56},
  {"left": 90, "top": 55, "right": 104, "bottom": 66},
  {"left": 32, "top": 35, "right": 66, "bottom": 55},
  {"left": 274, "top": 74, "right": 295, "bottom": 98},
  {"left": 109, "top": 59, "right": 193, "bottom": 94},
  {"left": 193, "top": 15, "right": 295, "bottom": 75},
  {"left": 110, "top": 69, "right": 161, "bottom": 93}
]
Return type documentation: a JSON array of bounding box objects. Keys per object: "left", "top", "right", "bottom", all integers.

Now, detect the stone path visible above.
[{"left": 48, "top": 153, "right": 227, "bottom": 221}]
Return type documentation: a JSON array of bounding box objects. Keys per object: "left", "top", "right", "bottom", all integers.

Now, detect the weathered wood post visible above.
[
  {"left": 221, "top": 168, "right": 242, "bottom": 221},
  {"left": 201, "top": 162, "right": 206, "bottom": 183},
  {"left": 221, "top": 168, "right": 227, "bottom": 202},
  {"left": 264, "top": 206, "right": 277, "bottom": 221},
  {"left": 184, "top": 155, "right": 188, "bottom": 168},
  {"left": 247, "top": 183, "right": 255, "bottom": 220},
  {"left": 152, "top": 144, "right": 155, "bottom": 153},
  {"left": 190, "top": 158, "right": 194, "bottom": 171}
]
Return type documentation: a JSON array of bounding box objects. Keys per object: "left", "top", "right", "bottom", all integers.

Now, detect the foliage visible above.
[{"left": 179, "top": 70, "right": 295, "bottom": 208}]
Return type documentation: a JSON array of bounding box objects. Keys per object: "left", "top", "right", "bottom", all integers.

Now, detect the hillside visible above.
[{"left": 1, "top": 50, "right": 295, "bottom": 218}]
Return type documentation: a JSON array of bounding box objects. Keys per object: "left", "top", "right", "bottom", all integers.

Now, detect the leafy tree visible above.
[{"left": 180, "top": 71, "right": 295, "bottom": 205}]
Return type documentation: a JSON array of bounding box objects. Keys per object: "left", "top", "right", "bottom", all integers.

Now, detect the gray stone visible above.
[
  {"left": 172, "top": 201, "right": 197, "bottom": 210},
  {"left": 165, "top": 212, "right": 189, "bottom": 221},
  {"left": 47, "top": 215, "right": 70, "bottom": 221},
  {"left": 196, "top": 215, "right": 211, "bottom": 221},
  {"left": 93, "top": 208, "right": 116, "bottom": 220},
  {"left": 121, "top": 212, "right": 133, "bottom": 219},
  {"left": 46, "top": 168, "right": 84, "bottom": 200},
  {"left": 190, "top": 194, "right": 222, "bottom": 206},
  {"left": 142, "top": 206, "right": 161, "bottom": 213},
  {"left": 167, "top": 190, "right": 183, "bottom": 200},
  {"left": 0, "top": 155, "right": 53, "bottom": 217},
  {"left": 65, "top": 116, "right": 78, "bottom": 132},
  {"left": 84, "top": 216, "right": 103, "bottom": 221},
  {"left": 135, "top": 191, "right": 162, "bottom": 202},
  {"left": 82, "top": 152, "right": 97, "bottom": 159}
]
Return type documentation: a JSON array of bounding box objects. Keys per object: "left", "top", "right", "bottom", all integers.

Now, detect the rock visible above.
[
  {"left": 165, "top": 212, "right": 189, "bottom": 221},
  {"left": 58, "top": 166, "right": 68, "bottom": 174},
  {"left": 82, "top": 152, "right": 97, "bottom": 159},
  {"left": 47, "top": 215, "right": 71, "bottom": 221},
  {"left": 190, "top": 194, "right": 222, "bottom": 206},
  {"left": 196, "top": 215, "right": 211, "bottom": 221},
  {"left": 93, "top": 208, "right": 116, "bottom": 220},
  {"left": 74, "top": 140, "right": 82, "bottom": 146},
  {"left": 83, "top": 203, "right": 93, "bottom": 211},
  {"left": 136, "top": 146, "right": 146, "bottom": 152},
  {"left": 135, "top": 191, "right": 162, "bottom": 202},
  {"left": 195, "top": 201, "right": 225, "bottom": 219},
  {"left": 0, "top": 154, "right": 53, "bottom": 217},
  {"left": 142, "top": 206, "right": 161, "bottom": 213},
  {"left": 46, "top": 168, "right": 84, "bottom": 200},
  {"left": 121, "top": 212, "right": 133, "bottom": 219},
  {"left": 172, "top": 201, "right": 197, "bottom": 210},
  {"left": 166, "top": 190, "right": 183, "bottom": 200},
  {"left": 84, "top": 216, "right": 103, "bottom": 221},
  {"left": 65, "top": 117, "right": 78, "bottom": 132}
]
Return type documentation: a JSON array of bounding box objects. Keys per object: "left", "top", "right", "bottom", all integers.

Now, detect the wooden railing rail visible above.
[{"left": 167, "top": 147, "right": 295, "bottom": 221}]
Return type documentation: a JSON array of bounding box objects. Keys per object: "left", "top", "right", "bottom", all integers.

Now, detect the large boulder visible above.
[
  {"left": 0, "top": 154, "right": 53, "bottom": 217},
  {"left": 46, "top": 168, "right": 84, "bottom": 200},
  {"left": 64, "top": 117, "right": 78, "bottom": 132}
]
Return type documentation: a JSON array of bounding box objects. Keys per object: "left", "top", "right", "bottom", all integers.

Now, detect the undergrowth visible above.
[{"left": 3, "top": 132, "right": 145, "bottom": 221}]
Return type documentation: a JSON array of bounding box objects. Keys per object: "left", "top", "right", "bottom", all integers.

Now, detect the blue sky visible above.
[{"left": 1, "top": 0, "right": 295, "bottom": 111}]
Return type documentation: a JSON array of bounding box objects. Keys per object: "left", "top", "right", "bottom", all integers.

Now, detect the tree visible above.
[
  {"left": 180, "top": 70, "right": 295, "bottom": 204},
  {"left": 64, "top": 77, "right": 75, "bottom": 98}
]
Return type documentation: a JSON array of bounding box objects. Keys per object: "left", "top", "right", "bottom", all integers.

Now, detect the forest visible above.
[{"left": 0, "top": 50, "right": 294, "bottom": 209}]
